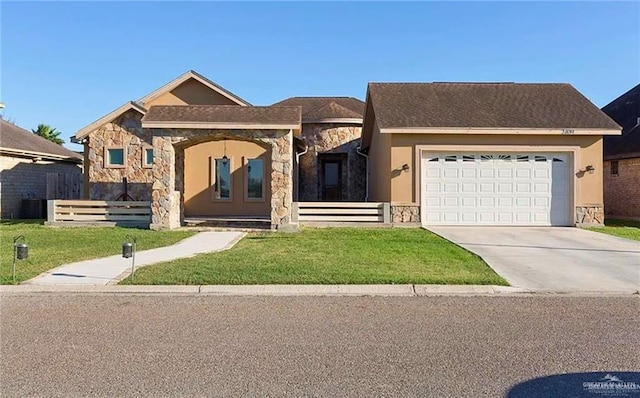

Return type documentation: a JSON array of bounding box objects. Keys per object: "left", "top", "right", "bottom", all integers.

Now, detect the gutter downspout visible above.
[
  {"left": 295, "top": 144, "right": 309, "bottom": 202},
  {"left": 356, "top": 146, "right": 369, "bottom": 202}
]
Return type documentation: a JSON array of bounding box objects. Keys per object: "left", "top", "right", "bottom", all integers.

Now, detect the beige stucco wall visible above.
[
  {"left": 143, "top": 78, "right": 240, "bottom": 108},
  {"left": 386, "top": 133, "right": 604, "bottom": 208},
  {"left": 367, "top": 120, "right": 391, "bottom": 202},
  {"left": 183, "top": 139, "right": 271, "bottom": 216}
]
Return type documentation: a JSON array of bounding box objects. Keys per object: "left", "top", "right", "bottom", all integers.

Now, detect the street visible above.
[{"left": 1, "top": 294, "right": 638, "bottom": 397}]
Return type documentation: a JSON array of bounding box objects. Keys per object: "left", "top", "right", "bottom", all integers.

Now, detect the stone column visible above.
[
  {"left": 150, "top": 135, "right": 181, "bottom": 230},
  {"left": 270, "top": 130, "right": 294, "bottom": 228}
]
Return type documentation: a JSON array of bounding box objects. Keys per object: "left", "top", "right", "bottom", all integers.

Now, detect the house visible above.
[
  {"left": 601, "top": 84, "right": 640, "bottom": 218},
  {"left": 360, "top": 82, "right": 621, "bottom": 226},
  {"left": 74, "top": 71, "right": 620, "bottom": 229},
  {"left": 0, "top": 119, "right": 83, "bottom": 218},
  {"left": 73, "top": 70, "right": 349, "bottom": 230}
]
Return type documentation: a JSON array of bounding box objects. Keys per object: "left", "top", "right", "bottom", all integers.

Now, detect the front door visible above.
[{"left": 321, "top": 159, "right": 342, "bottom": 201}]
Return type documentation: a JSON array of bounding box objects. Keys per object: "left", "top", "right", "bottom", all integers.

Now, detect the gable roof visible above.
[
  {"left": 138, "top": 70, "right": 251, "bottom": 107},
  {"left": 0, "top": 119, "right": 82, "bottom": 162},
  {"left": 272, "top": 97, "right": 364, "bottom": 123},
  {"left": 366, "top": 82, "right": 621, "bottom": 131},
  {"left": 601, "top": 83, "right": 640, "bottom": 159},
  {"left": 141, "top": 105, "right": 301, "bottom": 130},
  {"left": 74, "top": 70, "right": 250, "bottom": 141},
  {"left": 74, "top": 101, "right": 147, "bottom": 141}
]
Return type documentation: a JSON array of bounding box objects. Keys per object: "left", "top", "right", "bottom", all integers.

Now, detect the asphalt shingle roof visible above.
[
  {"left": 0, "top": 119, "right": 82, "bottom": 161},
  {"left": 368, "top": 82, "right": 620, "bottom": 130},
  {"left": 142, "top": 105, "right": 301, "bottom": 125},
  {"left": 602, "top": 83, "right": 640, "bottom": 159},
  {"left": 272, "top": 97, "right": 364, "bottom": 122}
]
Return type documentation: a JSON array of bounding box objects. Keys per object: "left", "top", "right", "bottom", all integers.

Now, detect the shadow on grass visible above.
[
  {"left": 0, "top": 219, "right": 45, "bottom": 226},
  {"left": 605, "top": 218, "right": 640, "bottom": 228}
]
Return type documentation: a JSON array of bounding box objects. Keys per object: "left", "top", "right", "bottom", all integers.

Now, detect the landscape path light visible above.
[{"left": 13, "top": 235, "right": 28, "bottom": 283}]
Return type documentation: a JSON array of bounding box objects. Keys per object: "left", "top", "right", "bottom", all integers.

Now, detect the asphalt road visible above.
[{"left": 1, "top": 295, "right": 638, "bottom": 397}]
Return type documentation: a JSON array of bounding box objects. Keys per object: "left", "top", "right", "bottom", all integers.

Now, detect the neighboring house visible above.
[
  {"left": 75, "top": 72, "right": 620, "bottom": 229},
  {"left": 271, "top": 97, "right": 366, "bottom": 201},
  {"left": 0, "top": 119, "right": 83, "bottom": 218},
  {"left": 360, "top": 83, "right": 621, "bottom": 226},
  {"left": 601, "top": 84, "right": 640, "bottom": 218}
]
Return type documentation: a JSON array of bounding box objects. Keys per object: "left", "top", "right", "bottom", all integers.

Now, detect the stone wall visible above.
[
  {"left": 0, "top": 156, "right": 82, "bottom": 219},
  {"left": 575, "top": 205, "right": 604, "bottom": 226},
  {"left": 297, "top": 123, "right": 365, "bottom": 201},
  {"left": 603, "top": 158, "right": 640, "bottom": 218},
  {"left": 86, "top": 110, "right": 153, "bottom": 200},
  {"left": 391, "top": 204, "right": 420, "bottom": 224},
  {"left": 149, "top": 129, "right": 293, "bottom": 230}
]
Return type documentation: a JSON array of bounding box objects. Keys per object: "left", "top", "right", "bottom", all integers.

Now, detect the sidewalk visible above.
[{"left": 23, "top": 231, "right": 245, "bottom": 286}]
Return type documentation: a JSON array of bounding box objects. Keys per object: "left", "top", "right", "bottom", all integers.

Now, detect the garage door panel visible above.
[{"left": 422, "top": 152, "right": 571, "bottom": 226}]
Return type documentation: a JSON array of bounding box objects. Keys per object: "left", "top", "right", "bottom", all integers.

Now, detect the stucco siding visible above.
[
  {"left": 389, "top": 133, "right": 604, "bottom": 208},
  {"left": 604, "top": 157, "right": 640, "bottom": 218},
  {"left": 0, "top": 155, "right": 81, "bottom": 218},
  {"left": 143, "top": 78, "right": 240, "bottom": 108},
  {"left": 183, "top": 139, "right": 271, "bottom": 216},
  {"left": 367, "top": 120, "right": 391, "bottom": 202}
]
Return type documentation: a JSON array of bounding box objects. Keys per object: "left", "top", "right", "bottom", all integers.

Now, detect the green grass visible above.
[
  {"left": 0, "top": 220, "right": 195, "bottom": 284},
  {"left": 121, "top": 228, "right": 507, "bottom": 286},
  {"left": 587, "top": 218, "right": 640, "bottom": 241}
]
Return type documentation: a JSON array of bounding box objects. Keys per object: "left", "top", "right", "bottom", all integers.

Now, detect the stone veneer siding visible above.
[
  {"left": 390, "top": 204, "right": 602, "bottom": 226},
  {"left": 149, "top": 129, "right": 294, "bottom": 230},
  {"left": 391, "top": 205, "right": 420, "bottom": 224},
  {"left": 0, "top": 155, "right": 82, "bottom": 218},
  {"left": 603, "top": 158, "right": 640, "bottom": 218},
  {"left": 86, "top": 110, "right": 153, "bottom": 200},
  {"left": 297, "top": 123, "right": 365, "bottom": 201}
]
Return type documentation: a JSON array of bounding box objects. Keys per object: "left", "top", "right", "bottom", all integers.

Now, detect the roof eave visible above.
[
  {"left": 74, "top": 101, "right": 147, "bottom": 140},
  {"left": 0, "top": 147, "right": 82, "bottom": 163},
  {"left": 138, "top": 70, "right": 252, "bottom": 107},
  {"left": 141, "top": 121, "right": 300, "bottom": 130}
]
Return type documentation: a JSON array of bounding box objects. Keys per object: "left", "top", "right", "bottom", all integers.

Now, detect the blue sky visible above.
[{"left": 2, "top": 1, "right": 639, "bottom": 151}]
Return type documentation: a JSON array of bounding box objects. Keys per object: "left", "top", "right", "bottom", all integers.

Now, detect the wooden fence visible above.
[
  {"left": 46, "top": 200, "right": 151, "bottom": 227},
  {"left": 46, "top": 173, "right": 82, "bottom": 200},
  {"left": 293, "top": 202, "right": 390, "bottom": 224}
]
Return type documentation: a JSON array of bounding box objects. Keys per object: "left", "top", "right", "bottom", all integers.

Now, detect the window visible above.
[
  {"left": 245, "top": 158, "right": 264, "bottom": 200},
  {"left": 105, "top": 147, "right": 125, "bottom": 168},
  {"left": 142, "top": 148, "right": 154, "bottom": 168},
  {"left": 611, "top": 160, "right": 619, "bottom": 176},
  {"left": 213, "top": 158, "right": 232, "bottom": 200}
]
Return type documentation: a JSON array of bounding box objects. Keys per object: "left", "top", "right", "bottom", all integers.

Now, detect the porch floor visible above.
[{"left": 184, "top": 216, "right": 272, "bottom": 230}]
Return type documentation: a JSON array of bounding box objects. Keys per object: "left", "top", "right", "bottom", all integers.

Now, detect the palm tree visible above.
[{"left": 32, "top": 124, "right": 64, "bottom": 145}]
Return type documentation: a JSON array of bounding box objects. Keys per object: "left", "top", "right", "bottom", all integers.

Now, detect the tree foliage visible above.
[{"left": 32, "top": 124, "right": 64, "bottom": 145}]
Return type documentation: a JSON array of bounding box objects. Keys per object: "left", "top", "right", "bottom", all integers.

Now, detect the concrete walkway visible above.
[
  {"left": 427, "top": 226, "right": 640, "bottom": 292},
  {"left": 24, "top": 232, "right": 245, "bottom": 286}
]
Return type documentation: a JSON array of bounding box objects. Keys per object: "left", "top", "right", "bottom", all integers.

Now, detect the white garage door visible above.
[{"left": 422, "top": 153, "right": 571, "bottom": 226}]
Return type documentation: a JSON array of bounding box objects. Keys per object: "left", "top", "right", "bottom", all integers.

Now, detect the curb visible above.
[{"left": 0, "top": 284, "right": 637, "bottom": 297}]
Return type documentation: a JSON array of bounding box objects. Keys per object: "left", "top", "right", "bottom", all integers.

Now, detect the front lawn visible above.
[
  {"left": 121, "top": 228, "right": 507, "bottom": 285},
  {"left": 587, "top": 218, "right": 640, "bottom": 241},
  {"left": 0, "top": 220, "right": 195, "bottom": 284}
]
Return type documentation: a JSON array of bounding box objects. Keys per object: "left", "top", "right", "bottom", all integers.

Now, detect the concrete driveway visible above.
[{"left": 427, "top": 227, "right": 640, "bottom": 292}]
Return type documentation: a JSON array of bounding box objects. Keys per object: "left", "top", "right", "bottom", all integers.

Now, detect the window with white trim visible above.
[
  {"left": 105, "top": 147, "right": 125, "bottom": 168},
  {"left": 142, "top": 148, "right": 154, "bottom": 168}
]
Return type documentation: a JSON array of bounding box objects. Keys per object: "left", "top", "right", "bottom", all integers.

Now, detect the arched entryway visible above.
[{"left": 178, "top": 137, "right": 272, "bottom": 218}]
